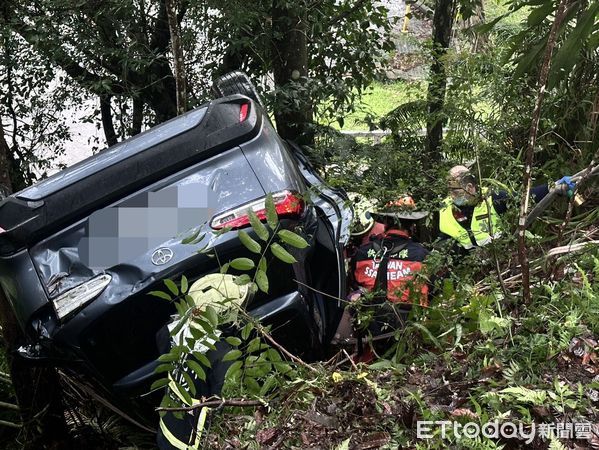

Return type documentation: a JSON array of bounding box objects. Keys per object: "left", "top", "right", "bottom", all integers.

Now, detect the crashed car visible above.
[{"left": 0, "top": 76, "right": 352, "bottom": 426}]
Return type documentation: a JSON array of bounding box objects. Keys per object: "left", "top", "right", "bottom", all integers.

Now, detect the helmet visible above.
[
  {"left": 188, "top": 273, "right": 249, "bottom": 310},
  {"left": 348, "top": 192, "right": 375, "bottom": 237},
  {"left": 372, "top": 195, "right": 429, "bottom": 220}
]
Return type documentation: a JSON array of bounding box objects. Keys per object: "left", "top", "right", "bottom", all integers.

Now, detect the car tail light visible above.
[
  {"left": 239, "top": 103, "right": 249, "bottom": 122},
  {"left": 210, "top": 190, "right": 304, "bottom": 230},
  {"left": 52, "top": 274, "right": 112, "bottom": 320}
]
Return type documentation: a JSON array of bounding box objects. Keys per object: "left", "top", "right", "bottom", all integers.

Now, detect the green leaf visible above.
[
  {"left": 513, "top": 38, "right": 546, "bottom": 79},
  {"left": 170, "top": 380, "right": 193, "bottom": 405},
  {"left": 526, "top": 1, "right": 553, "bottom": 27},
  {"left": 473, "top": 12, "right": 509, "bottom": 34},
  {"left": 549, "top": 1, "right": 599, "bottom": 89},
  {"left": 164, "top": 279, "right": 179, "bottom": 296},
  {"left": 241, "top": 323, "right": 253, "bottom": 340},
  {"left": 159, "top": 395, "right": 175, "bottom": 417},
  {"left": 258, "top": 257, "right": 267, "bottom": 273},
  {"left": 277, "top": 229, "right": 309, "bottom": 249},
  {"left": 174, "top": 300, "right": 187, "bottom": 317},
  {"left": 223, "top": 349, "right": 243, "bottom": 361},
  {"left": 265, "top": 348, "right": 282, "bottom": 362},
  {"left": 260, "top": 374, "right": 278, "bottom": 396},
  {"left": 369, "top": 360, "right": 394, "bottom": 370},
  {"left": 204, "top": 305, "right": 219, "bottom": 327},
  {"left": 273, "top": 362, "right": 293, "bottom": 375},
  {"left": 265, "top": 193, "right": 279, "bottom": 230},
  {"left": 271, "top": 243, "right": 297, "bottom": 264},
  {"left": 182, "top": 228, "right": 203, "bottom": 244},
  {"left": 220, "top": 263, "right": 230, "bottom": 274},
  {"left": 150, "top": 378, "right": 170, "bottom": 391},
  {"left": 186, "top": 360, "right": 207, "bottom": 381},
  {"left": 412, "top": 322, "right": 442, "bottom": 349},
  {"left": 181, "top": 275, "right": 188, "bottom": 294},
  {"left": 158, "top": 352, "right": 181, "bottom": 363},
  {"left": 248, "top": 208, "right": 269, "bottom": 241},
  {"left": 230, "top": 257, "right": 255, "bottom": 271},
  {"left": 170, "top": 309, "right": 192, "bottom": 338},
  {"left": 244, "top": 377, "right": 261, "bottom": 394},
  {"left": 181, "top": 370, "right": 197, "bottom": 396},
  {"left": 234, "top": 274, "right": 252, "bottom": 286},
  {"left": 238, "top": 230, "right": 262, "bottom": 254},
  {"left": 149, "top": 290, "right": 172, "bottom": 301},
  {"left": 226, "top": 336, "right": 243, "bottom": 346},
  {"left": 184, "top": 294, "right": 195, "bottom": 309},
  {"left": 247, "top": 337, "right": 263, "bottom": 353},
  {"left": 192, "top": 351, "right": 212, "bottom": 368},
  {"left": 225, "top": 360, "right": 243, "bottom": 379},
  {"left": 155, "top": 363, "right": 175, "bottom": 374},
  {"left": 191, "top": 318, "right": 213, "bottom": 336},
  {"left": 255, "top": 269, "right": 269, "bottom": 293}
]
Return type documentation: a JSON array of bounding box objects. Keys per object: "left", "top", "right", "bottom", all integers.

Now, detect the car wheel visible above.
[{"left": 212, "top": 71, "right": 264, "bottom": 107}]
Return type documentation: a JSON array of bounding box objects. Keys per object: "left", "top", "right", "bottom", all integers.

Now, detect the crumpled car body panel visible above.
[{"left": 0, "top": 96, "right": 352, "bottom": 423}]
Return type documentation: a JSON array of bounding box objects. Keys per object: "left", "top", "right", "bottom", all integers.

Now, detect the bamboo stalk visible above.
[{"left": 518, "top": 0, "right": 569, "bottom": 303}]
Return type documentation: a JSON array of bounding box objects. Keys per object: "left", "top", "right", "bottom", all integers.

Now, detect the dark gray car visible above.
[{"left": 0, "top": 92, "right": 352, "bottom": 425}]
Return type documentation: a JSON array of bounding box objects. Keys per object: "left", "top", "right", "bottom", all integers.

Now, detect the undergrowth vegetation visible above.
[{"left": 202, "top": 240, "right": 599, "bottom": 449}]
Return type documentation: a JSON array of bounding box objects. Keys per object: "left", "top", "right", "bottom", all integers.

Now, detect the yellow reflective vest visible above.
[{"left": 439, "top": 194, "right": 502, "bottom": 250}]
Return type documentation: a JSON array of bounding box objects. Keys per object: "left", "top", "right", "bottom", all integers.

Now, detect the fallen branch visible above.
[
  {"left": 258, "top": 324, "right": 320, "bottom": 374},
  {"left": 342, "top": 349, "right": 359, "bottom": 371},
  {"left": 237, "top": 305, "right": 320, "bottom": 374},
  {"left": 156, "top": 398, "right": 264, "bottom": 413},
  {"left": 547, "top": 240, "right": 599, "bottom": 257}
]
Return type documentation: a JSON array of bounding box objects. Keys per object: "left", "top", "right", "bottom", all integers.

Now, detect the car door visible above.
[{"left": 286, "top": 142, "right": 353, "bottom": 342}]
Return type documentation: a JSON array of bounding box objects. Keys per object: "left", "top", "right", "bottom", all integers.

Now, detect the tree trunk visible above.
[
  {"left": 100, "top": 95, "right": 118, "bottom": 147},
  {"left": 0, "top": 121, "right": 12, "bottom": 197},
  {"left": 271, "top": 0, "right": 312, "bottom": 145},
  {"left": 165, "top": 0, "right": 187, "bottom": 115},
  {"left": 131, "top": 97, "right": 144, "bottom": 136},
  {"left": 425, "top": 0, "right": 455, "bottom": 170}
]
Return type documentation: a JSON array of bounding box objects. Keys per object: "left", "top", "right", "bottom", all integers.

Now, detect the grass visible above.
[{"left": 323, "top": 80, "right": 426, "bottom": 131}]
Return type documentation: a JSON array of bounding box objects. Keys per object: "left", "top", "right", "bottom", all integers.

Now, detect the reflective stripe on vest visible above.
[
  {"left": 439, "top": 195, "right": 501, "bottom": 249},
  {"left": 159, "top": 377, "right": 210, "bottom": 449}
]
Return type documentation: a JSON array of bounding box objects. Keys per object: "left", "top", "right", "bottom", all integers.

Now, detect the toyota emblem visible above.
[{"left": 151, "top": 248, "right": 174, "bottom": 266}]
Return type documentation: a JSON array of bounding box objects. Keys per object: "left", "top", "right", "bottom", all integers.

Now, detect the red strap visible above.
[{"left": 384, "top": 229, "right": 410, "bottom": 239}]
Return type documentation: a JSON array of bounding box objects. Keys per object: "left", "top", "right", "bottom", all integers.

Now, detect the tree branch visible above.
[
  {"left": 131, "top": 97, "right": 144, "bottom": 136},
  {"left": 326, "top": 0, "right": 369, "bottom": 28},
  {"left": 11, "top": 23, "right": 125, "bottom": 95},
  {"left": 165, "top": 0, "right": 187, "bottom": 114},
  {"left": 100, "top": 95, "right": 118, "bottom": 147},
  {"left": 156, "top": 398, "right": 264, "bottom": 412}
]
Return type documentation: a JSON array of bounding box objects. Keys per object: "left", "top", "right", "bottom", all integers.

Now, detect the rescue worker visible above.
[
  {"left": 347, "top": 192, "right": 385, "bottom": 246},
  {"left": 439, "top": 165, "right": 575, "bottom": 251},
  {"left": 349, "top": 196, "right": 431, "bottom": 339}
]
